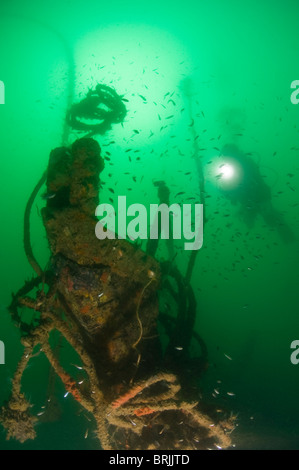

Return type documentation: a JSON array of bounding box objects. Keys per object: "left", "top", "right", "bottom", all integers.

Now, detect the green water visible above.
[{"left": 0, "top": 0, "right": 298, "bottom": 450}]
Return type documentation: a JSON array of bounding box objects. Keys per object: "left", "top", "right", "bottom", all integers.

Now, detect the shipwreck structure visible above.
[{"left": 0, "top": 85, "right": 235, "bottom": 450}]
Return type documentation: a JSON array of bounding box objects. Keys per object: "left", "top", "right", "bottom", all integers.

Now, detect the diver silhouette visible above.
[{"left": 217, "top": 144, "right": 295, "bottom": 244}]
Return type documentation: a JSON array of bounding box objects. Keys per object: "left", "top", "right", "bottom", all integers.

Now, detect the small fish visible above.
[
  {"left": 224, "top": 354, "right": 233, "bottom": 361},
  {"left": 71, "top": 363, "right": 84, "bottom": 370},
  {"left": 42, "top": 192, "right": 56, "bottom": 200}
]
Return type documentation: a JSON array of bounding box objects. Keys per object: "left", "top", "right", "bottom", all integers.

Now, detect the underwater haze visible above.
[{"left": 0, "top": 0, "right": 299, "bottom": 450}]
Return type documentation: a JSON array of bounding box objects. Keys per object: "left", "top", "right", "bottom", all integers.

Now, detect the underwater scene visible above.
[{"left": 0, "top": 0, "right": 298, "bottom": 451}]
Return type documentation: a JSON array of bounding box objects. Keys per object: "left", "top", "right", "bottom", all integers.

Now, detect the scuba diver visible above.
[{"left": 215, "top": 144, "right": 295, "bottom": 243}]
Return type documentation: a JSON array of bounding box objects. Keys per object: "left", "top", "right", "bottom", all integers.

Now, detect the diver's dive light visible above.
[
  {"left": 219, "top": 162, "right": 235, "bottom": 180},
  {"left": 212, "top": 155, "right": 244, "bottom": 190}
]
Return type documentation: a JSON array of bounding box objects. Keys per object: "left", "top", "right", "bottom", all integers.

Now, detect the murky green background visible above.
[{"left": 0, "top": 0, "right": 298, "bottom": 449}]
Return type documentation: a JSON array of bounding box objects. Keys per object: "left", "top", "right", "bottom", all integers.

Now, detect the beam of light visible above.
[
  {"left": 207, "top": 156, "right": 244, "bottom": 190},
  {"left": 72, "top": 23, "right": 193, "bottom": 148},
  {"left": 219, "top": 162, "right": 235, "bottom": 180}
]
